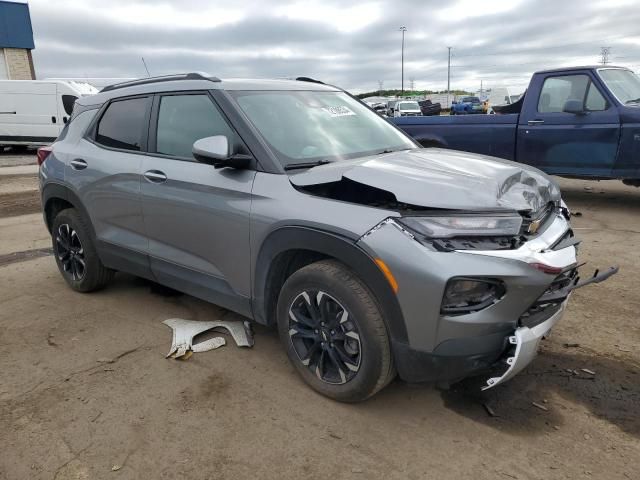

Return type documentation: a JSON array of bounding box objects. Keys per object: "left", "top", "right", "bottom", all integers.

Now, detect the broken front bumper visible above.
[
  {"left": 481, "top": 264, "right": 618, "bottom": 390},
  {"left": 483, "top": 300, "right": 567, "bottom": 390}
]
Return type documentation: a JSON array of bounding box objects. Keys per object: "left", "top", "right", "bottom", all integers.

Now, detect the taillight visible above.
[{"left": 36, "top": 146, "right": 53, "bottom": 166}]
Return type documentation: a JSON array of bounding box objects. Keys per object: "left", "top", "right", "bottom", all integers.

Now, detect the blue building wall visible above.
[{"left": 0, "top": 1, "right": 35, "bottom": 49}]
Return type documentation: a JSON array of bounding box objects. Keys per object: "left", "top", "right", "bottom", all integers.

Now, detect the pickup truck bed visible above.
[{"left": 395, "top": 113, "right": 519, "bottom": 160}]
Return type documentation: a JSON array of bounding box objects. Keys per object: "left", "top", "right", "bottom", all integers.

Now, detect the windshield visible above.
[
  {"left": 232, "top": 91, "right": 416, "bottom": 167},
  {"left": 462, "top": 97, "right": 480, "bottom": 103},
  {"left": 398, "top": 101, "right": 420, "bottom": 110},
  {"left": 598, "top": 68, "right": 640, "bottom": 105}
]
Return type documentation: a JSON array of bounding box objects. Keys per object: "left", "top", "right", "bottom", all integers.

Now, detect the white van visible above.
[
  {"left": 481, "top": 87, "right": 523, "bottom": 107},
  {"left": 0, "top": 80, "right": 98, "bottom": 147}
]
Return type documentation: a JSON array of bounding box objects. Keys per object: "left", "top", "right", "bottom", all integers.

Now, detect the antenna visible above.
[{"left": 141, "top": 57, "right": 151, "bottom": 77}]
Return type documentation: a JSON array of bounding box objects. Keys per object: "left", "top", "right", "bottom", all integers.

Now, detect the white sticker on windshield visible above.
[{"left": 322, "top": 106, "right": 356, "bottom": 117}]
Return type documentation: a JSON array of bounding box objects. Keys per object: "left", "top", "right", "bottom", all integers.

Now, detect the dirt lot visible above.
[{"left": 0, "top": 153, "right": 638, "bottom": 480}]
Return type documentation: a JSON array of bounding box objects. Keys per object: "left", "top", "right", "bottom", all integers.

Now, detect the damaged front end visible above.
[
  {"left": 288, "top": 148, "right": 617, "bottom": 389},
  {"left": 356, "top": 200, "right": 618, "bottom": 390}
]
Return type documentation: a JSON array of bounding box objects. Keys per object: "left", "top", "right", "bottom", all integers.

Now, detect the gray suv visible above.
[{"left": 38, "top": 74, "right": 615, "bottom": 402}]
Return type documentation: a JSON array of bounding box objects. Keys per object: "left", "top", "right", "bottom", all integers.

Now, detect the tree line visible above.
[{"left": 356, "top": 89, "right": 473, "bottom": 99}]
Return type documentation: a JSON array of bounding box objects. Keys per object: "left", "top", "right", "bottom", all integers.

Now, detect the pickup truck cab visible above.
[{"left": 393, "top": 66, "right": 640, "bottom": 183}]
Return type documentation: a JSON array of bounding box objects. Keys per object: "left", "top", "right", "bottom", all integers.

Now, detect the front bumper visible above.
[{"left": 483, "top": 299, "right": 567, "bottom": 390}]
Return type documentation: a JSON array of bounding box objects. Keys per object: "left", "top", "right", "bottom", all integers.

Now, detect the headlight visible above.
[{"left": 398, "top": 214, "right": 523, "bottom": 239}]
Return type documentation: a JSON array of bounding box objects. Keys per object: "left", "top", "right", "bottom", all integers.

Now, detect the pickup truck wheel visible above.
[
  {"left": 277, "top": 260, "right": 395, "bottom": 402},
  {"left": 52, "top": 208, "right": 114, "bottom": 292}
]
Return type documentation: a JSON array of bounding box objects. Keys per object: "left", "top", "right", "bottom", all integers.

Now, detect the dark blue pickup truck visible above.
[{"left": 393, "top": 66, "right": 640, "bottom": 185}]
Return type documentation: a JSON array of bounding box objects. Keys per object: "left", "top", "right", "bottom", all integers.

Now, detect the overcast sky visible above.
[{"left": 19, "top": 0, "right": 640, "bottom": 93}]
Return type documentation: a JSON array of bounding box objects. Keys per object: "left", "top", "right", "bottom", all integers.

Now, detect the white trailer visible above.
[{"left": 0, "top": 80, "right": 97, "bottom": 147}]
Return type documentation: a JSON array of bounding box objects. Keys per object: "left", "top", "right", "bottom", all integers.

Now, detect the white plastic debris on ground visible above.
[{"left": 163, "top": 318, "right": 254, "bottom": 359}]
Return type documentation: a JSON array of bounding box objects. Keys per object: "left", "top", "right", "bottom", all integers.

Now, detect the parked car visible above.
[
  {"left": 393, "top": 66, "right": 640, "bottom": 185},
  {"left": 38, "top": 74, "right": 615, "bottom": 402},
  {"left": 393, "top": 100, "right": 422, "bottom": 117},
  {"left": 0, "top": 80, "right": 97, "bottom": 147},
  {"left": 371, "top": 102, "right": 388, "bottom": 115},
  {"left": 418, "top": 99, "right": 442, "bottom": 116},
  {"left": 450, "top": 96, "right": 483, "bottom": 115}
]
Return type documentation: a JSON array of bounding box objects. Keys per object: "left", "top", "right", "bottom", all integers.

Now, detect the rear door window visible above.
[
  {"left": 96, "top": 97, "right": 150, "bottom": 151},
  {"left": 155, "top": 94, "right": 235, "bottom": 158}
]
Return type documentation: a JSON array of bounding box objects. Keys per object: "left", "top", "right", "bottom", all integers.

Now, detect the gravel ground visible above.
[{"left": 0, "top": 153, "right": 638, "bottom": 479}]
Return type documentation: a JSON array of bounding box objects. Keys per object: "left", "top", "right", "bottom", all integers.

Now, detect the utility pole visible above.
[
  {"left": 409, "top": 77, "right": 415, "bottom": 92},
  {"left": 400, "top": 26, "right": 407, "bottom": 96},
  {"left": 378, "top": 80, "right": 384, "bottom": 95},
  {"left": 446, "top": 46, "right": 452, "bottom": 108},
  {"left": 480, "top": 80, "right": 483, "bottom": 97},
  {"left": 600, "top": 47, "right": 611, "bottom": 65}
]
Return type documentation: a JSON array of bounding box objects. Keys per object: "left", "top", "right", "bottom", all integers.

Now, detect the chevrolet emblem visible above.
[{"left": 527, "top": 219, "right": 542, "bottom": 234}]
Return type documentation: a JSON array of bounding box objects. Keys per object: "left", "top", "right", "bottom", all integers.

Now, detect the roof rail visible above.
[
  {"left": 101, "top": 73, "right": 221, "bottom": 93},
  {"left": 295, "top": 76, "right": 325, "bottom": 85}
]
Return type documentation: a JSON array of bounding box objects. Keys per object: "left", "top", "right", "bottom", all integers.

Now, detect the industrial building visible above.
[{"left": 0, "top": 1, "right": 35, "bottom": 79}]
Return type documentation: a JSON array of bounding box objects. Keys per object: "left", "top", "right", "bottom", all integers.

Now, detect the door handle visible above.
[
  {"left": 70, "top": 159, "right": 88, "bottom": 170},
  {"left": 527, "top": 120, "right": 545, "bottom": 126},
  {"left": 143, "top": 170, "right": 167, "bottom": 183}
]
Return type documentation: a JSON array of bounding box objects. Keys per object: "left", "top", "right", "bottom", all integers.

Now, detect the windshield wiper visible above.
[
  {"left": 625, "top": 97, "right": 640, "bottom": 104},
  {"left": 375, "top": 147, "right": 413, "bottom": 155},
  {"left": 283, "top": 159, "right": 332, "bottom": 171}
]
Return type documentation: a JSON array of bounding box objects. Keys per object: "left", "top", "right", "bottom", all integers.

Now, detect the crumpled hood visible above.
[{"left": 289, "top": 148, "right": 561, "bottom": 212}]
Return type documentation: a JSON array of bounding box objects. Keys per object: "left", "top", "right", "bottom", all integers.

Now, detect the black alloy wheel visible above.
[
  {"left": 288, "top": 290, "right": 361, "bottom": 385},
  {"left": 55, "top": 223, "right": 86, "bottom": 281}
]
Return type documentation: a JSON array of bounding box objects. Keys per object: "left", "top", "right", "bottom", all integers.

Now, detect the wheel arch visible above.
[
  {"left": 252, "top": 226, "right": 408, "bottom": 343},
  {"left": 42, "top": 183, "right": 96, "bottom": 240}
]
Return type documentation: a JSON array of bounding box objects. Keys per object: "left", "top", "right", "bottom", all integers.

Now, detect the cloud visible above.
[{"left": 24, "top": 0, "right": 640, "bottom": 92}]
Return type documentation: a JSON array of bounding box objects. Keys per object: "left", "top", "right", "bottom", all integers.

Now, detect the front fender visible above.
[{"left": 252, "top": 225, "right": 408, "bottom": 344}]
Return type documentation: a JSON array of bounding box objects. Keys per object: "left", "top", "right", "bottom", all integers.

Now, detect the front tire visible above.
[
  {"left": 277, "top": 260, "right": 395, "bottom": 402},
  {"left": 52, "top": 208, "right": 114, "bottom": 292}
]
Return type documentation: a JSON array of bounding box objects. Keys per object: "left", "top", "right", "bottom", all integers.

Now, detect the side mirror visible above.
[
  {"left": 563, "top": 99, "right": 586, "bottom": 115},
  {"left": 192, "top": 136, "right": 251, "bottom": 169}
]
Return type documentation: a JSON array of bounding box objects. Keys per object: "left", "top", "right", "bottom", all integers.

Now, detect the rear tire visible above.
[
  {"left": 277, "top": 260, "right": 395, "bottom": 402},
  {"left": 52, "top": 208, "right": 114, "bottom": 292}
]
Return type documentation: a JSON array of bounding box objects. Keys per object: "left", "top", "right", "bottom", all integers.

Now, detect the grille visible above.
[
  {"left": 519, "top": 203, "right": 557, "bottom": 238},
  {"left": 519, "top": 267, "right": 578, "bottom": 328}
]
